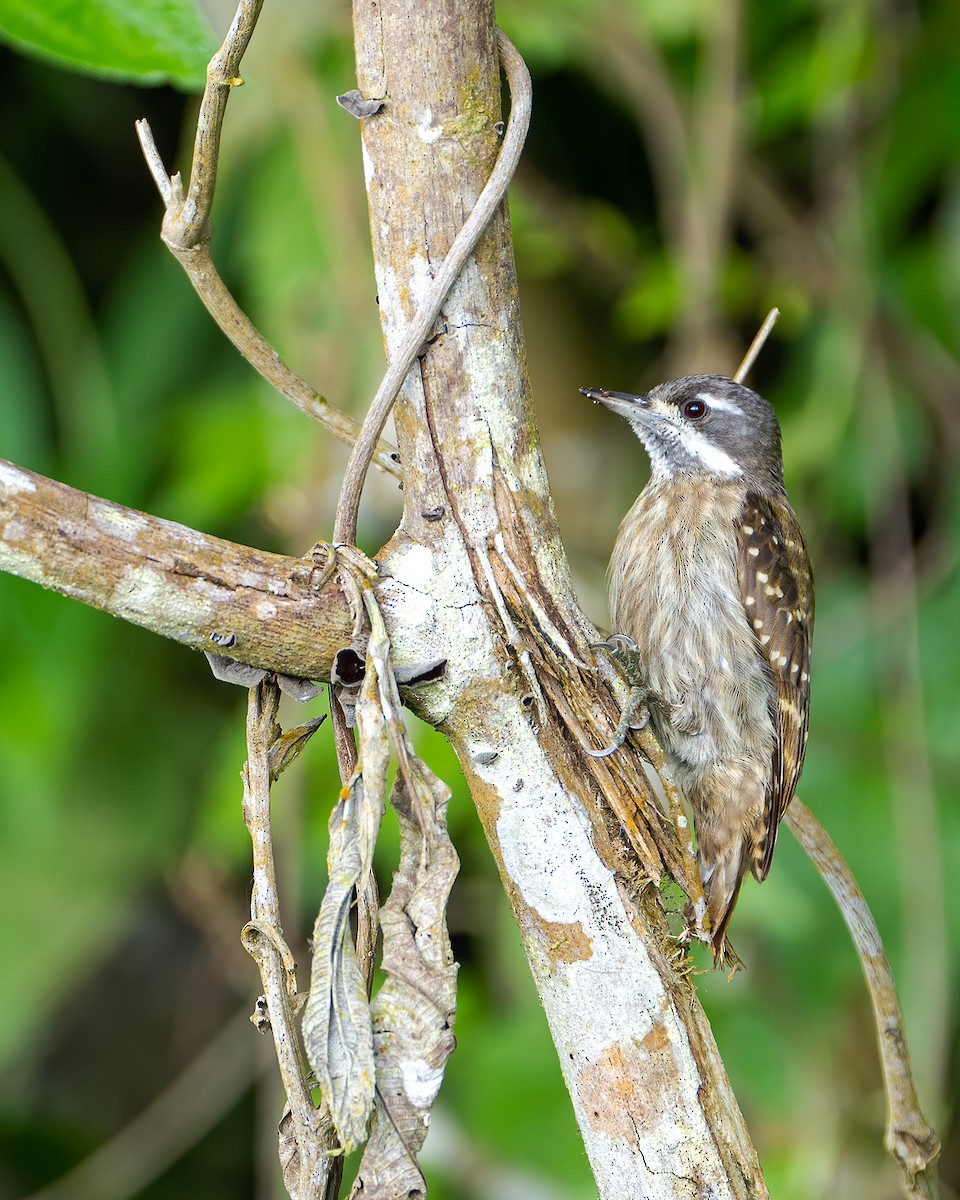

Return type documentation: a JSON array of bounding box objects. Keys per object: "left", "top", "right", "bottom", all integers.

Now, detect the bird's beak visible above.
[{"left": 580, "top": 387, "right": 649, "bottom": 420}]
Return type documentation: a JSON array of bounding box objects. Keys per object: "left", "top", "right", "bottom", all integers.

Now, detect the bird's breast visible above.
[{"left": 608, "top": 479, "right": 774, "bottom": 767}]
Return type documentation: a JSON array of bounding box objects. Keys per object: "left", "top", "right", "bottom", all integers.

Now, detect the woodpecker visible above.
[{"left": 581, "top": 374, "right": 814, "bottom": 958}]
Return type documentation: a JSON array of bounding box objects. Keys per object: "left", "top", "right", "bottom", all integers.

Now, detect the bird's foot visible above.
[
  {"left": 679, "top": 893, "right": 715, "bottom": 953},
  {"left": 583, "top": 682, "right": 651, "bottom": 758},
  {"left": 587, "top": 636, "right": 669, "bottom": 757},
  {"left": 666, "top": 930, "right": 727, "bottom": 978},
  {"left": 591, "top": 634, "right": 644, "bottom": 684},
  {"left": 666, "top": 935, "right": 698, "bottom": 977}
]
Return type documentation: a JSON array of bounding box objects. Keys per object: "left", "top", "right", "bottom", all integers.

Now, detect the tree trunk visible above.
[{"left": 353, "top": 0, "right": 768, "bottom": 1193}]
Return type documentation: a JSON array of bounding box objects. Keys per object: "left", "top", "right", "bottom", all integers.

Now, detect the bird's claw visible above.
[
  {"left": 591, "top": 633, "right": 645, "bottom": 686},
  {"left": 585, "top": 682, "right": 650, "bottom": 758},
  {"left": 591, "top": 634, "right": 638, "bottom": 654}
]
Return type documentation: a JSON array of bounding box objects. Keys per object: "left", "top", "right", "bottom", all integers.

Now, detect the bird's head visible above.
[{"left": 581, "top": 374, "right": 784, "bottom": 489}]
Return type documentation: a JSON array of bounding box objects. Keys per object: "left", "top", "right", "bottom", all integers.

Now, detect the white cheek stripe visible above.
[
  {"left": 697, "top": 391, "right": 743, "bottom": 416},
  {"left": 677, "top": 425, "right": 744, "bottom": 476}
]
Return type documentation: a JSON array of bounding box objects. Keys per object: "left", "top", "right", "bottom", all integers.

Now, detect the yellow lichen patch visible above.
[{"left": 446, "top": 66, "right": 499, "bottom": 162}]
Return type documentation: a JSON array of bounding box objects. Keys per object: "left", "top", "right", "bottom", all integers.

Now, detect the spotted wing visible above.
[{"left": 737, "top": 491, "right": 814, "bottom": 880}]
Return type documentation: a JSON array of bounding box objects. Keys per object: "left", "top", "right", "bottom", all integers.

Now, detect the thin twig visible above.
[
  {"left": 242, "top": 681, "right": 338, "bottom": 1199},
  {"left": 785, "top": 799, "right": 941, "bottom": 1200},
  {"left": 183, "top": 0, "right": 264, "bottom": 242},
  {"left": 135, "top": 2, "right": 400, "bottom": 478},
  {"left": 0, "top": 458, "right": 356, "bottom": 680},
  {"left": 331, "top": 28, "right": 533, "bottom": 545},
  {"left": 734, "top": 306, "right": 780, "bottom": 383},
  {"left": 864, "top": 351, "right": 949, "bottom": 1100}
]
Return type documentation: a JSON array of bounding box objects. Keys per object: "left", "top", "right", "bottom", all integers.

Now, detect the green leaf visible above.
[{"left": 0, "top": 0, "right": 216, "bottom": 89}]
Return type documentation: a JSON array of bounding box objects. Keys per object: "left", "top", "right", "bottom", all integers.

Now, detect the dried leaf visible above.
[
  {"left": 302, "top": 775, "right": 378, "bottom": 1151},
  {"left": 278, "top": 1108, "right": 300, "bottom": 1200},
  {"left": 358, "top": 589, "right": 424, "bottom": 827},
  {"left": 354, "top": 649, "right": 390, "bottom": 886},
  {"left": 336, "top": 90, "right": 385, "bottom": 118},
  {"left": 277, "top": 673, "right": 324, "bottom": 702},
  {"left": 303, "top": 644, "right": 389, "bottom": 1153},
  {"left": 351, "top": 759, "right": 460, "bottom": 1198},
  {"left": 393, "top": 659, "right": 446, "bottom": 686},
  {"left": 269, "top": 716, "right": 326, "bottom": 781},
  {"left": 278, "top": 1106, "right": 344, "bottom": 1200},
  {"left": 332, "top": 647, "right": 365, "bottom": 685}
]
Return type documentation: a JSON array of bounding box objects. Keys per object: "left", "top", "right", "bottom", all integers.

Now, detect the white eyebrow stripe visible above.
[
  {"left": 697, "top": 392, "right": 743, "bottom": 416},
  {"left": 676, "top": 424, "right": 743, "bottom": 476}
]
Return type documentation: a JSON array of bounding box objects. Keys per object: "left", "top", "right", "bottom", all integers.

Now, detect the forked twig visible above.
[
  {"left": 331, "top": 29, "right": 533, "bottom": 545},
  {"left": 734, "top": 306, "right": 780, "bottom": 383},
  {"left": 241, "top": 681, "right": 339, "bottom": 1199},
  {"left": 786, "top": 799, "right": 941, "bottom": 1200},
  {"left": 136, "top": 0, "right": 400, "bottom": 478}
]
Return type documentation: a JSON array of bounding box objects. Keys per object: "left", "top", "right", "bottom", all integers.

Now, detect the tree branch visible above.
[
  {"left": 0, "top": 459, "right": 356, "bottom": 679},
  {"left": 733, "top": 306, "right": 780, "bottom": 384},
  {"left": 786, "top": 800, "right": 942, "bottom": 1200},
  {"left": 135, "top": 0, "right": 400, "bottom": 479}
]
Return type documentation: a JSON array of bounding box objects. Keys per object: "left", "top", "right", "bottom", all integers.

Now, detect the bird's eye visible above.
[{"left": 683, "top": 399, "right": 708, "bottom": 420}]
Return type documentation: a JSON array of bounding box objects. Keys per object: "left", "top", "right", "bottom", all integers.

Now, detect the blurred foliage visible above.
[
  {"left": 0, "top": 0, "right": 215, "bottom": 87},
  {"left": 0, "top": 0, "right": 958, "bottom": 1197}
]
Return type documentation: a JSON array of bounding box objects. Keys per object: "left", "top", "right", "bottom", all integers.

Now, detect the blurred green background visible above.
[{"left": 0, "top": 0, "right": 957, "bottom": 1197}]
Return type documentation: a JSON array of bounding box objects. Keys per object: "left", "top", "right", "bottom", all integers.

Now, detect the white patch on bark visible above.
[
  {"left": 361, "top": 139, "right": 376, "bottom": 186},
  {"left": 91, "top": 503, "right": 151, "bottom": 541},
  {"left": 471, "top": 703, "right": 740, "bottom": 1197},
  {"left": 416, "top": 108, "right": 443, "bottom": 143},
  {"left": 0, "top": 463, "right": 36, "bottom": 493},
  {"left": 113, "top": 564, "right": 214, "bottom": 621}
]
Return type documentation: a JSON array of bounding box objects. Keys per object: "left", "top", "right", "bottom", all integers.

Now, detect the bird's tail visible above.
[{"left": 700, "top": 847, "right": 748, "bottom": 965}]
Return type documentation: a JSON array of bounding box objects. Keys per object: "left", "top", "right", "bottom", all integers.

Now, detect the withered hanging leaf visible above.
[
  {"left": 332, "top": 647, "right": 365, "bottom": 686},
  {"left": 269, "top": 716, "right": 327, "bottom": 782},
  {"left": 278, "top": 1109, "right": 300, "bottom": 1199},
  {"left": 278, "top": 1105, "right": 343, "bottom": 1200},
  {"left": 351, "top": 759, "right": 460, "bottom": 1198},
  {"left": 303, "top": 646, "right": 389, "bottom": 1153},
  {"left": 302, "top": 776, "right": 377, "bottom": 1152},
  {"left": 393, "top": 658, "right": 447, "bottom": 686},
  {"left": 357, "top": 584, "right": 426, "bottom": 828},
  {"left": 353, "top": 636, "right": 390, "bottom": 883}
]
